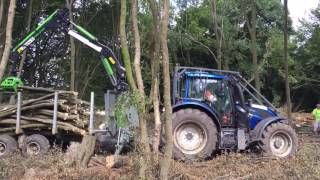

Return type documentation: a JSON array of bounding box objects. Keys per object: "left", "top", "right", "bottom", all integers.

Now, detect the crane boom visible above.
[{"left": 1, "top": 8, "right": 128, "bottom": 91}]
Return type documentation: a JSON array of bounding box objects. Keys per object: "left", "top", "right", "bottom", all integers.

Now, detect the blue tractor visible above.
[{"left": 171, "top": 66, "right": 298, "bottom": 160}]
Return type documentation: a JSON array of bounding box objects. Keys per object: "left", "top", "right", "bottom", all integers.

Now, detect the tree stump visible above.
[{"left": 74, "top": 135, "right": 97, "bottom": 168}]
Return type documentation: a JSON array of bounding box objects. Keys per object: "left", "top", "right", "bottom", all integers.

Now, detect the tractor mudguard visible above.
[
  {"left": 250, "top": 116, "right": 288, "bottom": 141},
  {"left": 172, "top": 101, "right": 221, "bottom": 130}
]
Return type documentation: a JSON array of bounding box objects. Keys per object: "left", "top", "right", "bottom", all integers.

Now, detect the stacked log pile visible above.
[
  {"left": 0, "top": 86, "right": 91, "bottom": 135},
  {"left": 292, "top": 112, "right": 314, "bottom": 125}
]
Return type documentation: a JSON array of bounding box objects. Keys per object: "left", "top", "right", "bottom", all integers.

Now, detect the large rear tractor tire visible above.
[
  {"left": 172, "top": 108, "right": 218, "bottom": 161},
  {"left": 0, "top": 135, "right": 18, "bottom": 158},
  {"left": 260, "top": 122, "right": 298, "bottom": 158},
  {"left": 22, "top": 134, "right": 50, "bottom": 157}
]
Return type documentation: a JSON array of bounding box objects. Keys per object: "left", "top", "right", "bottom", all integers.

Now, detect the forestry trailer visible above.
[
  {"left": 0, "top": 9, "right": 298, "bottom": 160},
  {"left": 0, "top": 8, "right": 129, "bottom": 158}
]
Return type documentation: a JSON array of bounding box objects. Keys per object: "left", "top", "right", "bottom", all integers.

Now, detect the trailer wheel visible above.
[
  {"left": 22, "top": 134, "right": 50, "bottom": 156},
  {"left": 0, "top": 135, "right": 18, "bottom": 158},
  {"left": 172, "top": 108, "right": 217, "bottom": 161},
  {"left": 260, "top": 122, "right": 298, "bottom": 158}
]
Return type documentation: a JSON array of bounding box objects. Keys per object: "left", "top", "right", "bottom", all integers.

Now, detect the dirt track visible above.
[{"left": 169, "top": 127, "right": 320, "bottom": 180}]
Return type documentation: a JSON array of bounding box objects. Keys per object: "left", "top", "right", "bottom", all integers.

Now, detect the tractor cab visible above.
[
  {"left": 173, "top": 66, "right": 279, "bottom": 129},
  {"left": 173, "top": 70, "right": 235, "bottom": 127}
]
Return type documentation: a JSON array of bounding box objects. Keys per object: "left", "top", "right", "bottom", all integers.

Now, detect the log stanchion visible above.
[
  {"left": 15, "top": 92, "right": 22, "bottom": 134},
  {"left": 89, "top": 92, "right": 94, "bottom": 135},
  {"left": 52, "top": 91, "right": 59, "bottom": 134}
]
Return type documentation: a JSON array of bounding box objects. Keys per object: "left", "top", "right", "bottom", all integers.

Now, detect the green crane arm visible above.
[{"left": 1, "top": 9, "right": 128, "bottom": 91}]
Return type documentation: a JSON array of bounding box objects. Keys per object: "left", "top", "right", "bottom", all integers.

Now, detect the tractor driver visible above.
[
  {"left": 204, "top": 82, "right": 218, "bottom": 105},
  {"left": 204, "top": 81, "right": 233, "bottom": 124}
]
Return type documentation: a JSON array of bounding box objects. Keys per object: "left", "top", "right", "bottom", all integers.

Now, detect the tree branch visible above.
[{"left": 184, "top": 33, "right": 218, "bottom": 65}]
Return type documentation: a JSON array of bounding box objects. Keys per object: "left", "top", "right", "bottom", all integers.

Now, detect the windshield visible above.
[{"left": 179, "top": 77, "right": 233, "bottom": 123}]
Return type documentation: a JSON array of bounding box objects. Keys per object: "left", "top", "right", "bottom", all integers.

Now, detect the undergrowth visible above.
[{"left": 1, "top": 135, "right": 320, "bottom": 179}]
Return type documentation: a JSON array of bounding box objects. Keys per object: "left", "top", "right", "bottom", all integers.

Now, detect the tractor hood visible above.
[{"left": 248, "top": 103, "right": 278, "bottom": 129}]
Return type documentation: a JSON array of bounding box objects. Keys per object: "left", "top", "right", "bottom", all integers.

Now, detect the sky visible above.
[{"left": 288, "top": 0, "right": 319, "bottom": 28}]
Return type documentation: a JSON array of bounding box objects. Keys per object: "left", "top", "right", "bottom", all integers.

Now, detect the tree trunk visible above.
[
  {"left": 120, "top": 0, "right": 137, "bottom": 90},
  {"left": 17, "top": 0, "right": 33, "bottom": 78},
  {"left": 0, "top": 0, "right": 4, "bottom": 30},
  {"left": 0, "top": 0, "right": 16, "bottom": 81},
  {"left": 210, "top": 0, "right": 223, "bottom": 70},
  {"left": 131, "top": 0, "right": 144, "bottom": 95},
  {"left": 0, "top": 0, "right": 6, "bottom": 60},
  {"left": 224, "top": 41, "right": 229, "bottom": 70},
  {"left": 131, "top": 0, "right": 151, "bottom": 178},
  {"left": 247, "top": 0, "right": 260, "bottom": 93},
  {"left": 159, "top": 0, "right": 173, "bottom": 179},
  {"left": 66, "top": 0, "right": 76, "bottom": 92},
  {"left": 149, "top": 0, "right": 161, "bottom": 158},
  {"left": 284, "top": 0, "right": 292, "bottom": 122}
]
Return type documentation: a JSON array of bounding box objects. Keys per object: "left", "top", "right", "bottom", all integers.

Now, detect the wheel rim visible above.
[
  {"left": 27, "top": 142, "right": 41, "bottom": 155},
  {"left": 0, "top": 142, "right": 6, "bottom": 156},
  {"left": 174, "top": 122, "right": 207, "bottom": 155},
  {"left": 269, "top": 131, "right": 293, "bottom": 157}
]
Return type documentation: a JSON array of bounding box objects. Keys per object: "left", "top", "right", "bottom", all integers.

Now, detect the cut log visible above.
[
  {"left": 0, "top": 124, "right": 48, "bottom": 132},
  {"left": 105, "top": 155, "right": 129, "bottom": 168},
  {"left": 16, "top": 115, "right": 86, "bottom": 135},
  {"left": 0, "top": 87, "right": 91, "bottom": 136},
  {"left": 37, "top": 109, "right": 69, "bottom": 120},
  {"left": 0, "top": 103, "right": 57, "bottom": 117},
  {"left": 18, "top": 86, "right": 78, "bottom": 96},
  {"left": 0, "top": 119, "right": 30, "bottom": 125}
]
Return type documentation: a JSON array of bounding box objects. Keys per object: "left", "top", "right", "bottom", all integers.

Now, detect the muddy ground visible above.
[{"left": 1, "top": 115, "right": 319, "bottom": 180}]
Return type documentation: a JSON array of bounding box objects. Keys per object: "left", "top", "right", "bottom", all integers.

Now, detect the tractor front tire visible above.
[
  {"left": 172, "top": 108, "right": 217, "bottom": 161},
  {"left": 260, "top": 122, "right": 298, "bottom": 158},
  {"left": 0, "top": 135, "right": 18, "bottom": 158}
]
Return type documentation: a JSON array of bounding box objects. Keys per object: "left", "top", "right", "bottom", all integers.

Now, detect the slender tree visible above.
[
  {"left": 120, "top": 0, "right": 137, "bottom": 90},
  {"left": 148, "top": 0, "right": 162, "bottom": 156},
  {"left": 159, "top": 0, "right": 173, "bottom": 178},
  {"left": 0, "top": 0, "right": 6, "bottom": 60},
  {"left": 0, "top": 0, "right": 4, "bottom": 30},
  {"left": 132, "top": 0, "right": 144, "bottom": 95},
  {"left": 210, "top": 0, "right": 223, "bottom": 70},
  {"left": 17, "top": 0, "right": 33, "bottom": 78},
  {"left": 0, "top": 0, "right": 16, "bottom": 81},
  {"left": 131, "top": 0, "right": 151, "bottom": 178},
  {"left": 284, "top": 0, "right": 292, "bottom": 121},
  {"left": 247, "top": 0, "right": 260, "bottom": 93},
  {"left": 66, "top": 0, "right": 76, "bottom": 91}
]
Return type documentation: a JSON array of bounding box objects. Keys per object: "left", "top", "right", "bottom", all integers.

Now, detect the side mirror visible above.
[{"left": 235, "top": 104, "right": 247, "bottom": 114}]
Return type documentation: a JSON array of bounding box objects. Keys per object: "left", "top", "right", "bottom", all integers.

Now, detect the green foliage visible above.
[
  {"left": 6, "top": 0, "right": 319, "bottom": 111},
  {"left": 114, "top": 91, "right": 144, "bottom": 128}
]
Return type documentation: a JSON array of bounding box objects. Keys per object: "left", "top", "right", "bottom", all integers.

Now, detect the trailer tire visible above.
[
  {"left": 22, "top": 134, "right": 50, "bottom": 156},
  {"left": 0, "top": 135, "right": 18, "bottom": 158},
  {"left": 260, "top": 122, "right": 298, "bottom": 158},
  {"left": 172, "top": 108, "right": 217, "bottom": 161}
]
